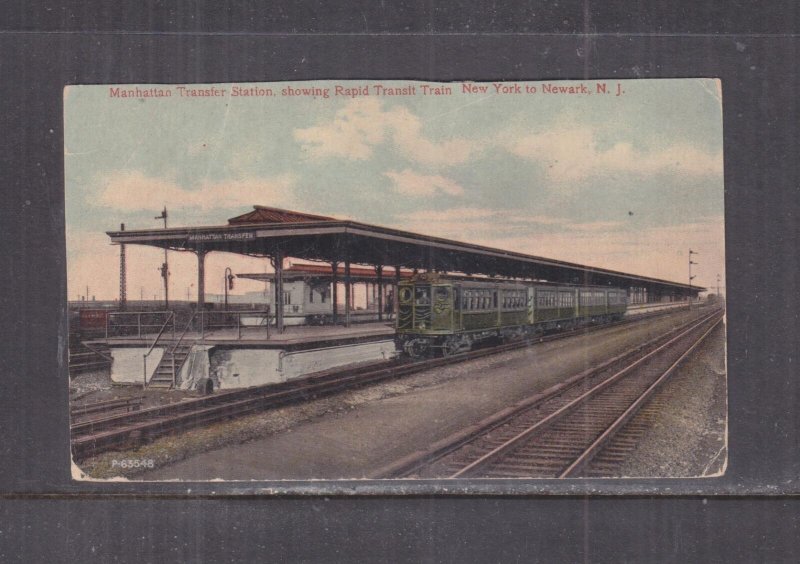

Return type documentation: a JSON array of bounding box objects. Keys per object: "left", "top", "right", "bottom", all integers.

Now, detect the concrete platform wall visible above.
[
  {"left": 175, "top": 340, "right": 398, "bottom": 391},
  {"left": 110, "top": 347, "right": 164, "bottom": 385}
]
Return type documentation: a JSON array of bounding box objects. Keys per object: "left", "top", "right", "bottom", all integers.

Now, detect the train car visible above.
[{"left": 396, "top": 273, "right": 627, "bottom": 357}]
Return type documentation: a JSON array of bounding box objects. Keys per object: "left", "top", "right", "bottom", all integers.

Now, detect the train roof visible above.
[{"left": 402, "top": 274, "right": 625, "bottom": 290}]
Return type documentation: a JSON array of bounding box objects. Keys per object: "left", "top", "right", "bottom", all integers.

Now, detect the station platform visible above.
[
  {"left": 97, "top": 321, "right": 398, "bottom": 390},
  {"left": 101, "top": 320, "right": 396, "bottom": 351}
]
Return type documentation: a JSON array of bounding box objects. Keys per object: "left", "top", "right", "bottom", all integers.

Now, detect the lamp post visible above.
[
  {"left": 155, "top": 207, "right": 169, "bottom": 309},
  {"left": 689, "top": 249, "right": 699, "bottom": 308},
  {"left": 224, "top": 267, "right": 235, "bottom": 309}
]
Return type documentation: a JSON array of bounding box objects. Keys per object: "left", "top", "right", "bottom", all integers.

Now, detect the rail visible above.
[
  {"left": 195, "top": 309, "right": 271, "bottom": 340},
  {"left": 71, "top": 306, "right": 707, "bottom": 459},
  {"left": 70, "top": 397, "right": 142, "bottom": 418},
  {"left": 105, "top": 311, "right": 176, "bottom": 340},
  {"left": 142, "top": 312, "right": 175, "bottom": 388},
  {"left": 448, "top": 308, "right": 723, "bottom": 478}
]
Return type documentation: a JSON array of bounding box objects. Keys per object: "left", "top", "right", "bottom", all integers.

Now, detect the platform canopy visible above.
[{"left": 107, "top": 205, "right": 704, "bottom": 297}]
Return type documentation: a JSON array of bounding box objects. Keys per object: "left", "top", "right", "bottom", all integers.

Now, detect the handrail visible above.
[
  {"left": 170, "top": 310, "right": 198, "bottom": 355},
  {"left": 142, "top": 312, "right": 175, "bottom": 389},
  {"left": 81, "top": 341, "right": 114, "bottom": 362},
  {"left": 167, "top": 310, "right": 200, "bottom": 388},
  {"left": 196, "top": 309, "right": 271, "bottom": 340},
  {"left": 106, "top": 310, "right": 173, "bottom": 339}
]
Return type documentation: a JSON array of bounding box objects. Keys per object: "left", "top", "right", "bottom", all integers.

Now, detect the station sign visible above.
[{"left": 186, "top": 231, "right": 256, "bottom": 242}]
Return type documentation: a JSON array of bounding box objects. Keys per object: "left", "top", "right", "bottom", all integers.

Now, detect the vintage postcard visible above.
[{"left": 65, "top": 79, "right": 726, "bottom": 481}]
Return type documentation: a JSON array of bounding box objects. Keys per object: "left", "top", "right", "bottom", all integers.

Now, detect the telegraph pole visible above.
[
  {"left": 717, "top": 273, "right": 721, "bottom": 299},
  {"left": 689, "top": 249, "right": 699, "bottom": 308},
  {"left": 119, "top": 223, "right": 127, "bottom": 311},
  {"left": 155, "top": 207, "right": 169, "bottom": 309}
]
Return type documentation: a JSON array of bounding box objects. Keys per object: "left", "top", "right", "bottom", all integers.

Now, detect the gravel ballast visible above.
[{"left": 610, "top": 320, "right": 728, "bottom": 477}]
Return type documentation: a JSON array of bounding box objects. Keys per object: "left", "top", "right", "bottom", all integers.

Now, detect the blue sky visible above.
[{"left": 65, "top": 79, "right": 725, "bottom": 300}]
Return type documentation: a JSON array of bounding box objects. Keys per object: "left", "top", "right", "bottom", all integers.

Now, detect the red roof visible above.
[
  {"left": 228, "top": 205, "right": 336, "bottom": 225},
  {"left": 285, "top": 264, "right": 410, "bottom": 278}
]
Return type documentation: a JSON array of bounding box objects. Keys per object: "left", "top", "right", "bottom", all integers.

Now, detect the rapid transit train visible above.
[{"left": 395, "top": 273, "right": 628, "bottom": 357}]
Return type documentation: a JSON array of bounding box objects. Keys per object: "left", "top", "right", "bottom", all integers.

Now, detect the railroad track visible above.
[
  {"left": 375, "top": 307, "right": 724, "bottom": 479},
  {"left": 71, "top": 304, "right": 702, "bottom": 461}
]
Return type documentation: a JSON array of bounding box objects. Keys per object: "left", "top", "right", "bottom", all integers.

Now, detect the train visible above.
[{"left": 395, "top": 273, "right": 628, "bottom": 357}]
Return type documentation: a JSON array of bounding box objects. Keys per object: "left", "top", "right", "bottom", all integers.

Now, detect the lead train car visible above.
[{"left": 396, "top": 274, "right": 627, "bottom": 357}]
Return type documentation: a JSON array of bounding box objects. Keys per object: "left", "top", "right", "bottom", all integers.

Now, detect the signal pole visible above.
[
  {"left": 119, "top": 223, "right": 127, "bottom": 311},
  {"left": 689, "top": 249, "right": 699, "bottom": 308},
  {"left": 155, "top": 207, "right": 169, "bottom": 309}
]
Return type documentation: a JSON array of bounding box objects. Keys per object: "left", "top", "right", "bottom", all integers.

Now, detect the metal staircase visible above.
[
  {"left": 147, "top": 343, "right": 193, "bottom": 389},
  {"left": 146, "top": 310, "right": 199, "bottom": 389}
]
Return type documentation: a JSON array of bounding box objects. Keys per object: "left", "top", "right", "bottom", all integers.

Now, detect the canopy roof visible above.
[{"left": 107, "top": 205, "right": 704, "bottom": 296}]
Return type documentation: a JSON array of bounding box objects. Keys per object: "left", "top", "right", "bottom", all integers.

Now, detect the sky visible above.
[{"left": 64, "top": 79, "right": 726, "bottom": 301}]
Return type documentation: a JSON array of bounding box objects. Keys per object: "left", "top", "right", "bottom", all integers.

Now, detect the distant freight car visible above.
[{"left": 395, "top": 273, "right": 627, "bottom": 357}]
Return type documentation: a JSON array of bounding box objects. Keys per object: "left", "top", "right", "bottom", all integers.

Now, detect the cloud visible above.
[
  {"left": 396, "top": 207, "right": 577, "bottom": 240},
  {"left": 490, "top": 217, "right": 726, "bottom": 287},
  {"left": 506, "top": 126, "right": 723, "bottom": 183},
  {"left": 94, "top": 170, "right": 297, "bottom": 211},
  {"left": 384, "top": 170, "right": 465, "bottom": 197},
  {"left": 395, "top": 206, "right": 725, "bottom": 287},
  {"left": 294, "top": 98, "right": 478, "bottom": 166}
]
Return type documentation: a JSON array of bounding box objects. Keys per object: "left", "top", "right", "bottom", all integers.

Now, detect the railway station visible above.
[
  {"left": 92, "top": 205, "right": 702, "bottom": 390},
  {"left": 70, "top": 205, "right": 724, "bottom": 481}
]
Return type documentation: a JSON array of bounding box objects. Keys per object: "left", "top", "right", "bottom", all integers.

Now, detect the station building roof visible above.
[
  {"left": 237, "top": 263, "right": 413, "bottom": 283},
  {"left": 107, "top": 205, "right": 704, "bottom": 296}
]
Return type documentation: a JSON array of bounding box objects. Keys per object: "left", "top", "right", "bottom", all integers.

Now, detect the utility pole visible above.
[
  {"left": 689, "top": 249, "right": 699, "bottom": 308},
  {"left": 717, "top": 273, "right": 721, "bottom": 299},
  {"left": 155, "top": 207, "right": 169, "bottom": 309},
  {"left": 119, "top": 223, "right": 127, "bottom": 311}
]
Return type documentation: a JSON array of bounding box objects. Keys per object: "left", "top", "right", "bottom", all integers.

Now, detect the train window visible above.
[
  {"left": 415, "top": 287, "right": 431, "bottom": 305},
  {"left": 435, "top": 287, "right": 450, "bottom": 302},
  {"left": 398, "top": 286, "right": 413, "bottom": 303}
]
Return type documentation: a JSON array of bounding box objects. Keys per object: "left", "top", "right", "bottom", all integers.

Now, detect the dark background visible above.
[{"left": 1, "top": 3, "right": 798, "bottom": 561}]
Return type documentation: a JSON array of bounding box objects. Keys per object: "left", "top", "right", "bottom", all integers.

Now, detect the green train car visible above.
[{"left": 396, "top": 273, "right": 627, "bottom": 357}]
